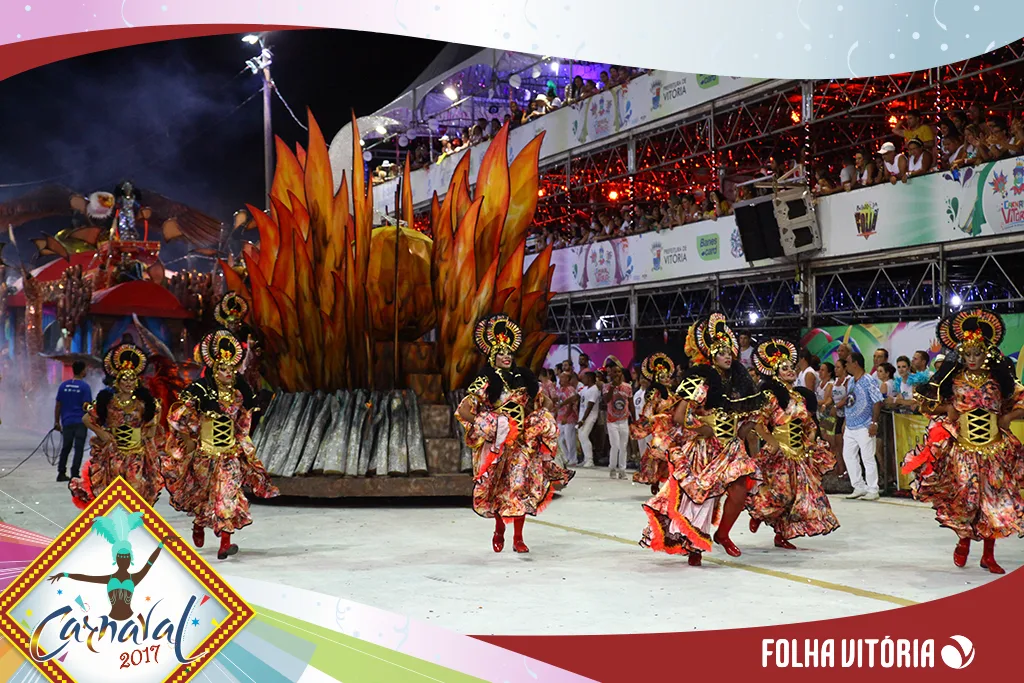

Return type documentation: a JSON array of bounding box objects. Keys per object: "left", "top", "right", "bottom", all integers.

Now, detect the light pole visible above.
[{"left": 243, "top": 34, "right": 274, "bottom": 212}]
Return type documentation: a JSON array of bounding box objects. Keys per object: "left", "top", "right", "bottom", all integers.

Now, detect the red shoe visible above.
[
  {"left": 192, "top": 525, "right": 205, "bottom": 548},
  {"left": 687, "top": 551, "right": 702, "bottom": 566},
  {"left": 513, "top": 538, "right": 530, "bottom": 553},
  {"left": 774, "top": 533, "right": 796, "bottom": 550},
  {"left": 749, "top": 518, "right": 761, "bottom": 534},
  {"left": 512, "top": 517, "right": 528, "bottom": 552},
  {"left": 980, "top": 538, "right": 1005, "bottom": 575},
  {"left": 953, "top": 538, "right": 970, "bottom": 568},
  {"left": 492, "top": 532, "right": 505, "bottom": 553},
  {"left": 217, "top": 532, "right": 239, "bottom": 560},
  {"left": 713, "top": 532, "right": 742, "bottom": 557}
]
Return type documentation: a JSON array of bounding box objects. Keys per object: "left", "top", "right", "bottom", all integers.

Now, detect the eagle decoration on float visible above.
[{"left": 224, "top": 109, "right": 557, "bottom": 393}]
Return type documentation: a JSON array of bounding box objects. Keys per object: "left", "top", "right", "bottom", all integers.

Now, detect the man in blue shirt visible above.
[
  {"left": 54, "top": 361, "right": 92, "bottom": 482},
  {"left": 841, "top": 352, "right": 885, "bottom": 500}
]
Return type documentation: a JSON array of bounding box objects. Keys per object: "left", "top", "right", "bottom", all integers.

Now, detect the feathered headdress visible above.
[
  {"left": 196, "top": 329, "right": 245, "bottom": 371},
  {"left": 641, "top": 353, "right": 675, "bottom": 385},
  {"left": 937, "top": 308, "right": 1005, "bottom": 356},
  {"left": 474, "top": 314, "right": 523, "bottom": 367},
  {"left": 103, "top": 343, "right": 147, "bottom": 382},
  {"left": 214, "top": 292, "right": 249, "bottom": 330},
  {"left": 684, "top": 313, "right": 738, "bottom": 366},
  {"left": 92, "top": 507, "right": 145, "bottom": 564},
  {"left": 754, "top": 338, "right": 798, "bottom": 377}
]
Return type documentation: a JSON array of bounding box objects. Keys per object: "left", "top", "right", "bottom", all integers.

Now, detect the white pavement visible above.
[{"left": 0, "top": 427, "right": 1018, "bottom": 636}]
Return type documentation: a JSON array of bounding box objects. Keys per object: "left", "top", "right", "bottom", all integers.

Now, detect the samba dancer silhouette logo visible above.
[{"left": 0, "top": 477, "right": 253, "bottom": 683}]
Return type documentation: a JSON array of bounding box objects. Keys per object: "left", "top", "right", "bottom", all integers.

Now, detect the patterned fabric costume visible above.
[
  {"left": 632, "top": 353, "right": 677, "bottom": 492},
  {"left": 901, "top": 309, "right": 1024, "bottom": 574},
  {"left": 639, "top": 314, "right": 764, "bottom": 565},
  {"left": 163, "top": 330, "right": 279, "bottom": 560},
  {"left": 69, "top": 343, "right": 163, "bottom": 508},
  {"left": 747, "top": 339, "right": 839, "bottom": 547},
  {"left": 455, "top": 314, "right": 570, "bottom": 553}
]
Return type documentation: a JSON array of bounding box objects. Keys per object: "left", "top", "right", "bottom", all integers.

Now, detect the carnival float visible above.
[{"left": 233, "top": 111, "right": 557, "bottom": 497}]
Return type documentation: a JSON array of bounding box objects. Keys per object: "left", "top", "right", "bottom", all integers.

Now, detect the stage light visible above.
[
  {"left": 538, "top": 188, "right": 546, "bottom": 197},
  {"left": 359, "top": 139, "right": 365, "bottom": 147},
  {"left": 748, "top": 311, "right": 759, "bottom": 324},
  {"left": 790, "top": 110, "right": 801, "bottom": 123},
  {"left": 242, "top": 34, "right": 260, "bottom": 45},
  {"left": 608, "top": 190, "right": 619, "bottom": 201},
  {"left": 550, "top": 61, "right": 560, "bottom": 73},
  {"left": 950, "top": 293, "right": 963, "bottom": 307},
  {"left": 444, "top": 86, "right": 459, "bottom": 101},
  {"left": 375, "top": 125, "right": 388, "bottom": 135},
  {"left": 888, "top": 115, "right": 898, "bottom": 126}
]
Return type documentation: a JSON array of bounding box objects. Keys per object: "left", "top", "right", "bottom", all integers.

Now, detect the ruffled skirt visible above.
[
  {"left": 747, "top": 440, "right": 839, "bottom": 540},
  {"left": 69, "top": 437, "right": 163, "bottom": 508},
  {"left": 903, "top": 421, "right": 1024, "bottom": 540}
]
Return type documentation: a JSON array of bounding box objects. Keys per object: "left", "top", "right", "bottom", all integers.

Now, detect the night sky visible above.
[{"left": 0, "top": 29, "right": 443, "bottom": 251}]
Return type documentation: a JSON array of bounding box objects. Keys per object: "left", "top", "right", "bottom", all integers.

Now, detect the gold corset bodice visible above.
[
  {"left": 772, "top": 419, "right": 806, "bottom": 458},
  {"left": 113, "top": 424, "right": 143, "bottom": 453},
  {"left": 200, "top": 413, "right": 236, "bottom": 454},
  {"left": 497, "top": 396, "right": 526, "bottom": 425},
  {"left": 958, "top": 409, "right": 1000, "bottom": 448},
  {"left": 701, "top": 411, "right": 738, "bottom": 439}
]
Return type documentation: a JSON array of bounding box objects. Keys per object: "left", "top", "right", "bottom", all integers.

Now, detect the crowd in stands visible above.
[
  {"left": 813, "top": 105, "right": 1024, "bottom": 195},
  {"left": 372, "top": 65, "right": 649, "bottom": 183}
]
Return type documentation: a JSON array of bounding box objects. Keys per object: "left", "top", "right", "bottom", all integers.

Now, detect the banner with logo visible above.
[
  {"left": 820, "top": 156, "right": 1024, "bottom": 257},
  {"left": 528, "top": 216, "right": 748, "bottom": 293}
]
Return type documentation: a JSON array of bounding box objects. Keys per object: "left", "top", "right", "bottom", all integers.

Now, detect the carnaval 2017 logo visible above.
[{"left": 0, "top": 481, "right": 251, "bottom": 683}]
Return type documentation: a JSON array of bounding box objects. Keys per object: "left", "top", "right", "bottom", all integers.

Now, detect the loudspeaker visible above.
[
  {"left": 734, "top": 195, "right": 784, "bottom": 262},
  {"left": 772, "top": 187, "right": 822, "bottom": 256}
]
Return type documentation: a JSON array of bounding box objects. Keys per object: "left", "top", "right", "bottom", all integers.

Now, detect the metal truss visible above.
[
  {"left": 946, "top": 246, "right": 1024, "bottom": 313},
  {"left": 810, "top": 258, "right": 943, "bottom": 323}
]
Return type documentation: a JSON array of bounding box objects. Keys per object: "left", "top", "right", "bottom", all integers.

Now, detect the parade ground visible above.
[{"left": 1, "top": 427, "right": 1017, "bottom": 636}]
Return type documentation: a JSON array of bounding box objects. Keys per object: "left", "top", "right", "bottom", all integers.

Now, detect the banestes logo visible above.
[
  {"left": 941, "top": 636, "right": 975, "bottom": 669},
  {"left": 0, "top": 476, "right": 253, "bottom": 683}
]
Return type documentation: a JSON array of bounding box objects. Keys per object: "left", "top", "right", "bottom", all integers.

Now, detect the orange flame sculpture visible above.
[
  {"left": 431, "top": 124, "right": 557, "bottom": 390},
  {"left": 225, "top": 113, "right": 556, "bottom": 393}
]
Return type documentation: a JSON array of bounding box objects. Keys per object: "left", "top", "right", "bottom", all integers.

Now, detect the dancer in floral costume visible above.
[
  {"left": 901, "top": 309, "right": 1024, "bottom": 574},
  {"left": 164, "top": 330, "right": 279, "bottom": 560},
  {"left": 632, "top": 353, "right": 678, "bottom": 494},
  {"left": 456, "top": 314, "right": 565, "bottom": 553},
  {"left": 70, "top": 343, "right": 163, "bottom": 508},
  {"left": 747, "top": 339, "right": 840, "bottom": 549},
  {"left": 640, "top": 314, "right": 764, "bottom": 565}
]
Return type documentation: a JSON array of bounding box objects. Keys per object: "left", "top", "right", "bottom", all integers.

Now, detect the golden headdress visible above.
[
  {"left": 196, "top": 330, "right": 245, "bottom": 370},
  {"left": 104, "top": 343, "right": 147, "bottom": 381},
  {"left": 641, "top": 353, "right": 675, "bottom": 385},
  {"left": 214, "top": 292, "right": 249, "bottom": 329},
  {"left": 474, "top": 314, "right": 523, "bottom": 367},
  {"left": 937, "top": 308, "right": 1005, "bottom": 355},
  {"left": 754, "top": 338, "right": 798, "bottom": 377},
  {"left": 684, "top": 313, "right": 738, "bottom": 366}
]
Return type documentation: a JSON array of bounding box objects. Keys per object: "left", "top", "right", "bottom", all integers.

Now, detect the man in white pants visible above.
[
  {"left": 576, "top": 371, "right": 600, "bottom": 467},
  {"left": 553, "top": 371, "right": 579, "bottom": 466},
  {"left": 602, "top": 364, "right": 633, "bottom": 479},
  {"left": 841, "top": 352, "right": 884, "bottom": 501},
  {"left": 634, "top": 376, "right": 651, "bottom": 457}
]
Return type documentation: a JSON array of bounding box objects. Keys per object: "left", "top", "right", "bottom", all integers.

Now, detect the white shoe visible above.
[
  {"left": 846, "top": 490, "right": 866, "bottom": 500},
  {"left": 863, "top": 491, "right": 880, "bottom": 501},
  {"left": 618, "top": 470, "right": 627, "bottom": 480},
  {"left": 609, "top": 469, "right": 618, "bottom": 479},
  {"left": 583, "top": 461, "right": 594, "bottom": 468}
]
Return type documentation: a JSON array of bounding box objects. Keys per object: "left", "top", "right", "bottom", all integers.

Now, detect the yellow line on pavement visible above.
[{"left": 529, "top": 518, "right": 918, "bottom": 608}]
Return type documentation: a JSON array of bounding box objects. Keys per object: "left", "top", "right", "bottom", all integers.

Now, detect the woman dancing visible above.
[
  {"left": 639, "top": 314, "right": 763, "bottom": 565},
  {"left": 631, "top": 353, "right": 678, "bottom": 494},
  {"left": 163, "top": 330, "right": 279, "bottom": 560},
  {"left": 48, "top": 508, "right": 165, "bottom": 620},
  {"left": 456, "top": 314, "right": 565, "bottom": 553},
  {"left": 747, "top": 339, "right": 840, "bottom": 549},
  {"left": 70, "top": 343, "right": 163, "bottom": 508},
  {"left": 902, "top": 309, "right": 1024, "bottom": 573}
]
